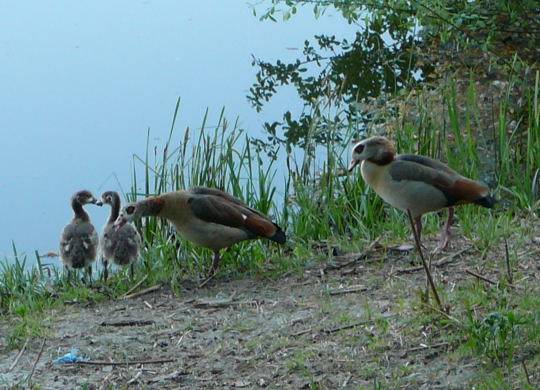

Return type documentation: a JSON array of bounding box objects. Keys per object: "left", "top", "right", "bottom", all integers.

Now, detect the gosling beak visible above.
[
  {"left": 90, "top": 197, "right": 100, "bottom": 205},
  {"left": 95, "top": 200, "right": 103, "bottom": 206},
  {"left": 348, "top": 159, "right": 360, "bottom": 172}
]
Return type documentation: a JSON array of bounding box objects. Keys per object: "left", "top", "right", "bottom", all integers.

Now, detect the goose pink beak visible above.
[
  {"left": 113, "top": 216, "right": 127, "bottom": 231},
  {"left": 348, "top": 159, "right": 360, "bottom": 172}
]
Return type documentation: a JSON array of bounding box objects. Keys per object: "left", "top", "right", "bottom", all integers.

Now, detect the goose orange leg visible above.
[
  {"left": 86, "top": 265, "right": 93, "bottom": 283},
  {"left": 102, "top": 258, "right": 109, "bottom": 283},
  {"left": 414, "top": 216, "right": 422, "bottom": 242},
  {"left": 212, "top": 251, "right": 222, "bottom": 272},
  {"left": 437, "top": 207, "right": 454, "bottom": 250}
]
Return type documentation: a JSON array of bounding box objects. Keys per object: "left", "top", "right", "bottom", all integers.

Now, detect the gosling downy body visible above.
[
  {"left": 98, "top": 191, "right": 141, "bottom": 282},
  {"left": 349, "top": 136, "right": 495, "bottom": 249},
  {"left": 59, "top": 190, "right": 100, "bottom": 278}
]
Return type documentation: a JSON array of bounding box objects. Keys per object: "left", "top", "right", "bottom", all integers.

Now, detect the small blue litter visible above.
[{"left": 55, "top": 348, "right": 89, "bottom": 364}]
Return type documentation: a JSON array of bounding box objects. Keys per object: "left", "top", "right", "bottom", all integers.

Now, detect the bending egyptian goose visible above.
[
  {"left": 97, "top": 191, "right": 141, "bottom": 282},
  {"left": 113, "top": 187, "right": 286, "bottom": 271},
  {"left": 59, "top": 190, "right": 100, "bottom": 278},
  {"left": 348, "top": 136, "right": 495, "bottom": 249}
]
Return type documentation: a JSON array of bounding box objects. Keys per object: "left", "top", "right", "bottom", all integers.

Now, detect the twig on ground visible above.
[
  {"left": 404, "top": 342, "right": 449, "bottom": 354},
  {"left": 8, "top": 338, "right": 29, "bottom": 372},
  {"left": 323, "top": 320, "right": 375, "bottom": 334},
  {"left": 28, "top": 339, "right": 46, "bottom": 383},
  {"left": 465, "top": 269, "right": 519, "bottom": 289},
  {"left": 198, "top": 273, "right": 217, "bottom": 288},
  {"left": 120, "top": 274, "right": 148, "bottom": 298},
  {"left": 292, "top": 314, "right": 398, "bottom": 337},
  {"left": 465, "top": 269, "right": 496, "bottom": 285},
  {"left": 122, "top": 284, "right": 161, "bottom": 299},
  {"left": 98, "top": 372, "right": 114, "bottom": 390},
  {"left": 100, "top": 320, "right": 155, "bottom": 327},
  {"left": 325, "top": 236, "right": 381, "bottom": 270},
  {"left": 522, "top": 360, "right": 532, "bottom": 385},
  {"left": 423, "top": 303, "right": 462, "bottom": 325},
  {"left": 328, "top": 285, "right": 367, "bottom": 296},
  {"left": 127, "top": 370, "right": 143, "bottom": 385},
  {"left": 70, "top": 358, "right": 175, "bottom": 366},
  {"left": 342, "top": 373, "right": 352, "bottom": 387},
  {"left": 392, "top": 248, "right": 469, "bottom": 275},
  {"left": 406, "top": 209, "right": 447, "bottom": 314},
  {"left": 504, "top": 237, "right": 513, "bottom": 284},
  {"left": 192, "top": 298, "right": 264, "bottom": 309},
  {"left": 147, "top": 369, "right": 189, "bottom": 383},
  {"left": 193, "top": 298, "right": 232, "bottom": 308},
  {"left": 291, "top": 328, "right": 312, "bottom": 337}
]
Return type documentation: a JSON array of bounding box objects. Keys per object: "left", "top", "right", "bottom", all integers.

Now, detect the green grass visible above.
[{"left": 1, "top": 70, "right": 539, "bottom": 388}]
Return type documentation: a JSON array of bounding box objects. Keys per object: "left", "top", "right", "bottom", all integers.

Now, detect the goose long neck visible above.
[
  {"left": 107, "top": 196, "right": 121, "bottom": 224},
  {"left": 72, "top": 199, "right": 90, "bottom": 222},
  {"left": 139, "top": 196, "right": 165, "bottom": 217},
  {"left": 368, "top": 147, "right": 395, "bottom": 166}
]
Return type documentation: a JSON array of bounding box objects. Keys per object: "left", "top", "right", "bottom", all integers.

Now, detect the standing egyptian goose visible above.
[
  {"left": 113, "top": 187, "right": 286, "bottom": 271},
  {"left": 59, "top": 190, "right": 100, "bottom": 278},
  {"left": 97, "top": 191, "right": 141, "bottom": 282},
  {"left": 348, "top": 136, "right": 495, "bottom": 249}
]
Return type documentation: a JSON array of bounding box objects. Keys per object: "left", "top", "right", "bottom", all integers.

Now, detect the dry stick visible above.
[
  {"left": 405, "top": 342, "right": 449, "bottom": 353},
  {"left": 291, "top": 328, "right": 312, "bottom": 337},
  {"left": 127, "top": 370, "right": 143, "bottom": 385},
  {"left": 466, "top": 269, "right": 518, "bottom": 289},
  {"left": 198, "top": 272, "right": 217, "bottom": 289},
  {"left": 122, "top": 284, "right": 161, "bottom": 300},
  {"left": 393, "top": 247, "right": 469, "bottom": 275},
  {"left": 329, "top": 236, "right": 381, "bottom": 270},
  {"left": 8, "top": 338, "right": 29, "bottom": 372},
  {"left": 504, "top": 237, "right": 513, "bottom": 284},
  {"left": 522, "top": 360, "right": 532, "bottom": 385},
  {"left": 342, "top": 373, "right": 352, "bottom": 388},
  {"left": 292, "top": 314, "right": 398, "bottom": 338},
  {"left": 71, "top": 358, "right": 175, "bottom": 366},
  {"left": 98, "top": 372, "right": 114, "bottom": 390},
  {"left": 323, "top": 319, "right": 375, "bottom": 334},
  {"left": 328, "top": 285, "right": 367, "bottom": 296},
  {"left": 120, "top": 274, "right": 148, "bottom": 298},
  {"left": 291, "top": 320, "right": 374, "bottom": 337},
  {"left": 423, "top": 303, "right": 462, "bottom": 325},
  {"left": 28, "top": 339, "right": 46, "bottom": 383},
  {"left": 100, "top": 320, "right": 155, "bottom": 327},
  {"left": 406, "top": 209, "right": 445, "bottom": 314},
  {"left": 465, "top": 269, "right": 497, "bottom": 285}
]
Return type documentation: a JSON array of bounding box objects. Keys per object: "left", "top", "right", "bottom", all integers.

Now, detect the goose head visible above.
[
  {"left": 96, "top": 191, "right": 120, "bottom": 207},
  {"left": 348, "top": 136, "right": 396, "bottom": 171},
  {"left": 72, "top": 190, "right": 99, "bottom": 206},
  {"left": 113, "top": 203, "right": 138, "bottom": 230}
]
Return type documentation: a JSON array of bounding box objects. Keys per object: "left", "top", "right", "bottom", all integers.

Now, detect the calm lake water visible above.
[{"left": 0, "top": 1, "right": 357, "bottom": 263}]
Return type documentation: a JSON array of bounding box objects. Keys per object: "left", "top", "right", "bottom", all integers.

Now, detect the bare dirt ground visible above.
[{"left": 1, "top": 226, "right": 539, "bottom": 390}]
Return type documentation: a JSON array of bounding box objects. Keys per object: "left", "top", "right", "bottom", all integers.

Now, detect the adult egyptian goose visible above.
[
  {"left": 97, "top": 191, "right": 141, "bottom": 282},
  {"left": 59, "top": 190, "right": 100, "bottom": 278},
  {"left": 348, "top": 136, "right": 495, "bottom": 249},
  {"left": 113, "top": 187, "right": 286, "bottom": 271}
]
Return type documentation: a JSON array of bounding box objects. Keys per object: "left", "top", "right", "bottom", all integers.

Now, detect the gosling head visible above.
[
  {"left": 72, "top": 190, "right": 99, "bottom": 206},
  {"left": 96, "top": 191, "right": 120, "bottom": 207}
]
